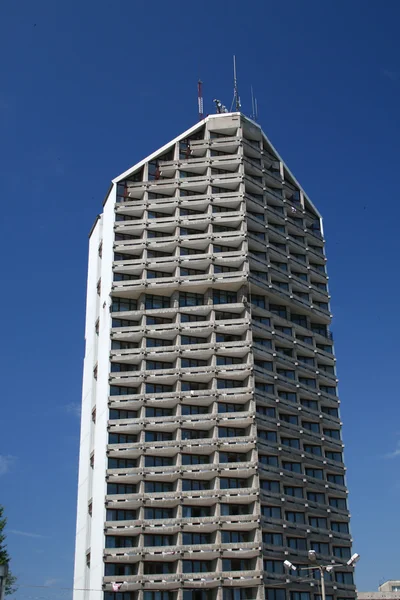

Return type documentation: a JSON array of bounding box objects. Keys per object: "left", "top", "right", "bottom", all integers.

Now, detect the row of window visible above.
[
  {"left": 104, "top": 590, "right": 353, "bottom": 600},
  {"left": 106, "top": 493, "right": 347, "bottom": 522}
]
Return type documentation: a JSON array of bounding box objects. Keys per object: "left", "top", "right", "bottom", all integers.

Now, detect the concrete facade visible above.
[
  {"left": 358, "top": 581, "right": 400, "bottom": 600},
  {"left": 73, "top": 113, "right": 356, "bottom": 600}
]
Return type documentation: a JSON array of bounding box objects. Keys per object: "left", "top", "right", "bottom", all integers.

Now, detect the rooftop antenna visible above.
[
  {"left": 231, "top": 55, "right": 241, "bottom": 112},
  {"left": 197, "top": 79, "right": 204, "bottom": 121},
  {"left": 250, "top": 85, "right": 259, "bottom": 122}
]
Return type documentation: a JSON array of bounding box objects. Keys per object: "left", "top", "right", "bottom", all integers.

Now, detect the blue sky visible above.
[{"left": 0, "top": 0, "right": 399, "bottom": 598}]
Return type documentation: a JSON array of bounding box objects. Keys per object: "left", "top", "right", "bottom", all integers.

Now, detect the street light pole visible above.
[{"left": 319, "top": 566, "right": 326, "bottom": 600}]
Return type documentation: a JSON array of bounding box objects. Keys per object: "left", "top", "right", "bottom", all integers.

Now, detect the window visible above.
[
  {"left": 260, "top": 480, "right": 280, "bottom": 493},
  {"left": 320, "top": 386, "right": 337, "bottom": 396},
  {"left": 264, "top": 560, "right": 284, "bottom": 574},
  {"left": 144, "top": 592, "right": 174, "bottom": 600},
  {"left": 181, "top": 335, "right": 207, "bottom": 345},
  {"left": 181, "top": 358, "right": 208, "bottom": 368},
  {"left": 263, "top": 532, "right": 283, "bottom": 545},
  {"left": 279, "top": 413, "right": 298, "bottom": 425},
  {"left": 333, "top": 546, "right": 351, "bottom": 560},
  {"left": 278, "top": 391, "right": 297, "bottom": 402},
  {"left": 182, "top": 404, "right": 210, "bottom": 415},
  {"left": 182, "top": 454, "right": 210, "bottom": 465},
  {"left": 216, "top": 333, "right": 241, "bottom": 342},
  {"left": 277, "top": 369, "right": 295, "bottom": 380},
  {"left": 323, "top": 429, "right": 341, "bottom": 440},
  {"left": 219, "top": 452, "right": 247, "bottom": 463},
  {"left": 181, "top": 429, "right": 208, "bottom": 440},
  {"left": 179, "top": 292, "right": 204, "bottom": 307},
  {"left": 255, "top": 382, "right": 274, "bottom": 394},
  {"left": 297, "top": 334, "right": 313, "bottom": 345},
  {"left": 307, "top": 492, "right": 325, "bottom": 503},
  {"left": 261, "top": 505, "right": 281, "bottom": 519},
  {"left": 182, "top": 560, "right": 211, "bottom": 573},
  {"left": 181, "top": 380, "right": 209, "bottom": 391},
  {"left": 281, "top": 438, "right": 300, "bottom": 449},
  {"left": 145, "top": 481, "right": 174, "bottom": 493},
  {"left": 305, "top": 468, "right": 324, "bottom": 480},
  {"left": 144, "top": 507, "right": 174, "bottom": 519},
  {"left": 299, "top": 377, "right": 316, "bottom": 388},
  {"left": 107, "top": 483, "right": 137, "bottom": 495},
  {"left": 145, "top": 295, "right": 170, "bottom": 309},
  {"left": 182, "top": 505, "right": 211, "bottom": 518},
  {"left": 253, "top": 316, "right": 271, "bottom": 326},
  {"left": 282, "top": 462, "right": 302, "bottom": 473},
  {"left": 288, "top": 537, "right": 307, "bottom": 550},
  {"left": 105, "top": 564, "right": 136, "bottom": 576},
  {"left": 298, "top": 355, "right": 315, "bottom": 366},
  {"left": 182, "top": 479, "right": 210, "bottom": 491},
  {"left": 329, "top": 497, "right": 347, "bottom": 509},
  {"left": 147, "top": 269, "right": 170, "bottom": 277},
  {"left": 105, "top": 536, "right": 137, "bottom": 548},
  {"left": 251, "top": 294, "right": 266, "bottom": 308},
  {"left": 259, "top": 455, "right": 279, "bottom": 467},
  {"left": 145, "top": 456, "right": 173, "bottom": 467},
  {"left": 304, "top": 445, "right": 322, "bottom": 456},
  {"left": 217, "top": 356, "right": 243, "bottom": 365},
  {"left": 147, "top": 315, "right": 172, "bottom": 324},
  {"left": 221, "top": 531, "right": 249, "bottom": 543},
  {"left": 112, "top": 297, "right": 138, "bottom": 312},
  {"left": 220, "top": 477, "right": 248, "bottom": 489},
  {"left": 217, "top": 379, "right": 244, "bottom": 389},
  {"left": 184, "top": 592, "right": 213, "bottom": 600},
  {"left": 145, "top": 383, "right": 173, "bottom": 394},
  {"left": 257, "top": 406, "right": 276, "bottom": 417},
  {"left": 258, "top": 430, "right": 277, "bottom": 442},
  {"left": 144, "top": 534, "right": 174, "bottom": 546},
  {"left": 327, "top": 474, "right": 345, "bottom": 485},
  {"left": 301, "top": 398, "right": 318, "bottom": 410},
  {"left": 213, "top": 290, "right": 237, "bottom": 304},
  {"left": 219, "top": 427, "right": 246, "bottom": 438},
  {"left": 224, "top": 590, "right": 257, "bottom": 600},
  {"left": 220, "top": 504, "right": 251, "bottom": 516},
  {"left": 310, "top": 541, "right": 330, "bottom": 555},
  {"left": 335, "top": 572, "right": 354, "bottom": 585},
  {"left": 108, "top": 458, "right": 137, "bottom": 469},
  {"left": 222, "top": 559, "right": 251, "bottom": 571},
  {"left": 302, "top": 421, "right": 320, "bottom": 433},
  {"left": 290, "top": 593, "right": 310, "bottom": 600},
  {"left": 146, "top": 360, "right": 173, "bottom": 370},
  {"left": 108, "top": 433, "right": 137, "bottom": 444},
  {"left": 275, "top": 325, "right": 292, "bottom": 335},
  {"left": 109, "top": 409, "right": 138, "bottom": 420},
  {"left": 180, "top": 267, "right": 205, "bottom": 276},
  {"left": 254, "top": 360, "right": 273, "bottom": 371},
  {"left": 270, "top": 304, "right": 287, "bottom": 318},
  {"left": 265, "top": 590, "right": 286, "bottom": 600},
  {"left": 286, "top": 511, "right": 305, "bottom": 524},
  {"left": 145, "top": 407, "right": 173, "bottom": 417},
  {"left": 181, "top": 313, "right": 205, "bottom": 322},
  {"left": 182, "top": 532, "right": 211, "bottom": 545},
  {"left": 106, "top": 509, "right": 137, "bottom": 521},
  {"left": 309, "top": 516, "right": 328, "bottom": 528},
  {"left": 218, "top": 402, "right": 244, "bottom": 413},
  {"left": 144, "top": 562, "right": 174, "bottom": 574},
  {"left": 145, "top": 431, "right": 173, "bottom": 442},
  {"left": 322, "top": 406, "right": 339, "bottom": 418},
  {"left": 253, "top": 337, "right": 272, "bottom": 348},
  {"left": 284, "top": 486, "right": 303, "bottom": 498}
]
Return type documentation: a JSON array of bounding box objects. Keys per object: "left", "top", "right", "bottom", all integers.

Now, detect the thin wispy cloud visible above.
[
  {"left": 44, "top": 578, "right": 62, "bottom": 587},
  {"left": 382, "top": 68, "right": 399, "bottom": 82},
  {"left": 385, "top": 440, "right": 400, "bottom": 459},
  {"left": 65, "top": 402, "right": 81, "bottom": 418},
  {"left": 0, "top": 455, "right": 16, "bottom": 476},
  {"left": 9, "top": 529, "right": 47, "bottom": 539}
]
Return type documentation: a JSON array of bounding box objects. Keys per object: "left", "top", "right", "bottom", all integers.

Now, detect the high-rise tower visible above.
[{"left": 73, "top": 113, "right": 355, "bottom": 600}]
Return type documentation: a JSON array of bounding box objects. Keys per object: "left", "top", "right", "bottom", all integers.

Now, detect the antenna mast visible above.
[
  {"left": 197, "top": 80, "right": 204, "bottom": 121},
  {"left": 231, "top": 55, "right": 241, "bottom": 112}
]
